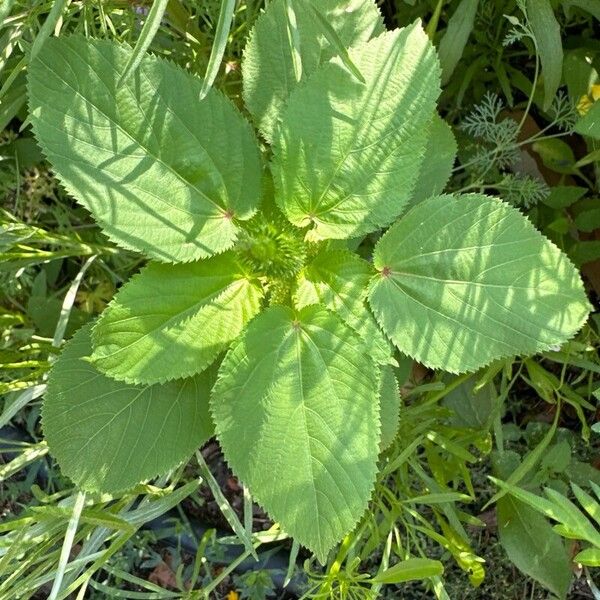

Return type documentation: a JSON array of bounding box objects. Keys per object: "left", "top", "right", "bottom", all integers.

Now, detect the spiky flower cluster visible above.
[{"left": 236, "top": 214, "right": 307, "bottom": 281}]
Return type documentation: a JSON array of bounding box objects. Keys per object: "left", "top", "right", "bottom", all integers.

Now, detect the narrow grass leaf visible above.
[
  {"left": 527, "top": 0, "right": 563, "bottom": 110},
  {"left": 485, "top": 408, "right": 559, "bottom": 508},
  {"left": 307, "top": 4, "right": 364, "bottom": 83},
  {"left": 29, "top": 0, "right": 69, "bottom": 61},
  {"left": 196, "top": 451, "right": 258, "bottom": 561},
  {"left": 48, "top": 492, "right": 86, "bottom": 600},
  {"left": 118, "top": 0, "right": 169, "bottom": 85},
  {"left": 284, "top": 0, "right": 302, "bottom": 83},
  {"left": 438, "top": 0, "right": 479, "bottom": 85},
  {"left": 199, "top": 0, "right": 236, "bottom": 101}
]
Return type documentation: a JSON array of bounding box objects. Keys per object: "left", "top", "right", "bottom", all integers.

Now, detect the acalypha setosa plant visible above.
[{"left": 29, "top": 0, "right": 590, "bottom": 560}]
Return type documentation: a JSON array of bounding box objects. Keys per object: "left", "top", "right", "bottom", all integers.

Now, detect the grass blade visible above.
[
  {"left": 284, "top": 0, "right": 302, "bottom": 83},
  {"left": 52, "top": 255, "right": 96, "bottom": 349},
  {"left": 199, "top": 0, "right": 236, "bottom": 101},
  {"left": 485, "top": 403, "right": 560, "bottom": 509},
  {"left": 118, "top": 0, "right": 169, "bottom": 86},
  {"left": 48, "top": 492, "right": 86, "bottom": 600},
  {"left": 0, "top": 0, "right": 15, "bottom": 30},
  {"left": 308, "top": 4, "right": 364, "bottom": 83},
  {"left": 30, "top": 0, "right": 70, "bottom": 62},
  {"left": 196, "top": 451, "right": 258, "bottom": 561}
]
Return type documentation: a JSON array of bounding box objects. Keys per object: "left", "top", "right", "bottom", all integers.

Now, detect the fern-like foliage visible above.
[{"left": 461, "top": 92, "right": 520, "bottom": 170}]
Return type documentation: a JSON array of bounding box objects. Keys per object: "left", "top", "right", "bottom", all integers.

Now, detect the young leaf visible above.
[
  {"left": 294, "top": 249, "right": 393, "bottom": 365},
  {"left": 408, "top": 114, "right": 457, "bottom": 209},
  {"left": 272, "top": 24, "right": 441, "bottom": 240},
  {"left": 575, "top": 548, "right": 600, "bottom": 567},
  {"left": 28, "top": 36, "right": 262, "bottom": 263},
  {"left": 91, "top": 253, "right": 263, "bottom": 385},
  {"left": 368, "top": 194, "right": 590, "bottom": 373},
  {"left": 371, "top": 557, "right": 444, "bottom": 584},
  {"left": 211, "top": 305, "right": 380, "bottom": 561},
  {"left": 242, "top": 0, "right": 383, "bottom": 141},
  {"left": 43, "top": 324, "right": 214, "bottom": 493},
  {"left": 526, "top": 0, "right": 563, "bottom": 111}
]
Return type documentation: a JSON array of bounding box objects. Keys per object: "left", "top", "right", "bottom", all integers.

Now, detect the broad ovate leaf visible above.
[
  {"left": 43, "top": 324, "right": 214, "bottom": 493},
  {"left": 92, "top": 253, "right": 263, "bottom": 385},
  {"left": 242, "top": 0, "right": 383, "bottom": 141},
  {"left": 368, "top": 194, "right": 591, "bottom": 373},
  {"left": 28, "top": 36, "right": 262, "bottom": 263},
  {"left": 211, "top": 305, "right": 380, "bottom": 561},
  {"left": 272, "top": 23, "right": 441, "bottom": 240},
  {"left": 294, "top": 249, "right": 393, "bottom": 364}
]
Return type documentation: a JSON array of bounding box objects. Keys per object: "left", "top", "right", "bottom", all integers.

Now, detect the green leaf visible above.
[
  {"left": 294, "top": 249, "right": 392, "bottom": 365},
  {"left": 573, "top": 199, "right": 600, "bottom": 232},
  {"left": 532, "top": 138, "right": 577, "bottom": 174},
  {"left": 562, "top": 0, "right": 600, "bottom": 23},
  {"left": 497, "top": 494, "right": 571, "bottom": 599},
  {"left": 571, "top": 483, "right": 600, "bottom": 529},
  {"left": 527, "top": 0, "right": 563, "bottom": 111},
  {"left": 379, "top": 365, "right": 400, "bottom": 451},
  {"left": 371, "top": 558, "right": 444, "bottom": 584},
  {"left": 570, "top": 241, "right": 600, "bottom": 266},
  {"left": 211, "top": 305, "right": 380, "bottom": 561},
  {"left": 28, "top": 36, "right": 262, "bottom": 263},
  {"left": 29, "top": 0, "right": 69, "bottom": 61},
  {"left": 574, "top": 548, "right": 600, "bottom": 567},
  {"left": 574, "top": 101, "right": 600, "bottom": 140},
  {"left": 541, "top": 185, "right": 586, "bottom": 209},
  {"left": 118, "top": 0, "right": 169, "bottom": 85},
  {"left": 306, "top": 4, "right": 365, "bottom": 84},
  {"left": 438, "top": 0, "right": 479, "bottom": 85},
  {"left": 199, "top": 0, "right": 236, "bottom": 101},
  {"left": 545, "top": 487, "right": 600, "bottom": 546},
  {"left": 408, "top": 114, "right": 457, "bottom": 209},
  {"left": 242, "top": 0, "right": 383, "bottom": 141},
  {"left": 91, "top": 253, "right": 263, "bottom": 385},
  {"left": 272, "top": 24, "right": 441, "bottom": 240},
  {"left": 368, "top": 194, "right": 590, "bottom": 373},
  {"left": 443, "top": 378, "right": 496, "bottom": 430},
  {"left": 491, "top": 477, "right": 600, "bottom": 547},
  {"left": 43, "top": 324, "right": 214, "bottom": 493}
]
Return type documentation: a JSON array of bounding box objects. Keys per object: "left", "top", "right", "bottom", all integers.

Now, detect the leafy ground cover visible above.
[{"left": 1, "top": 0, "right": 600, "bottom": 598}]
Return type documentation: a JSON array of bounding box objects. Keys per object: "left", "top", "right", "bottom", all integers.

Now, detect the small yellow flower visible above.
[
  {"left": 577, "top": 83, "right": 600, "bottom": 115},
  {"left": 577, "top": 94, "right": 592, "bottom": 115},
  {"left": 226, "top": 592, "right": 239, "bottom": 600}
]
